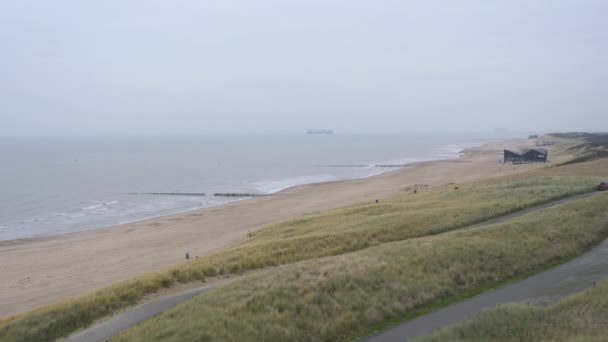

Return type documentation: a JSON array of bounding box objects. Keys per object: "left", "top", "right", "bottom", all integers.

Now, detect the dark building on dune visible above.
[
  {"left": 504, "top": 148, "right": 548, "bottom": 163},
  {"left": 504, "top": 149, "right": 523, "bottom": 163},
  {"left": 522, "top": 148, "right": 548, "bottom": 162}
]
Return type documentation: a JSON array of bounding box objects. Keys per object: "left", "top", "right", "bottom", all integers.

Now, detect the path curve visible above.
[
  {"left": 62, "top": 281, "right": 231, "bottom": 342},
  {"left": 359, "top": 193, "right": 607, "bottom": 342},
  {"left": 468, "top": 191, "right": 599, "bottom": 229}
]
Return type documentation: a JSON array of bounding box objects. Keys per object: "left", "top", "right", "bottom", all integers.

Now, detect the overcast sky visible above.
[{"left": 1, "top": 1, "right": 606, "bottom": 135}]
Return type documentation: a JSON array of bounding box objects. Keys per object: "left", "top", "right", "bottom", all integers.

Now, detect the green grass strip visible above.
[{"left": 111, "top": 193, "right": 608, "bottom": 341}]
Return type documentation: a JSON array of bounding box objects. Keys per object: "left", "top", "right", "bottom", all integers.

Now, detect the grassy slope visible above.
[
  {"left": 549, "top": 132, "right": 608, "bottom": 165},
  {"left": 0, "top": 177, "right": 597, "bottom": 342},
  {"left": 111, "top": 191, "right": 608, "bottom": 341},
  {"left": 416, "top": 279, "right": 608, "bottom": 342},
  {"left": 182, "top": 176, "right": 595, "bottom": 274}
]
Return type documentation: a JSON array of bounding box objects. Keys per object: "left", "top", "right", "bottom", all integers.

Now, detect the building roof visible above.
[{"left": 522, "top": 148, "right": 548, "bottom": 155}]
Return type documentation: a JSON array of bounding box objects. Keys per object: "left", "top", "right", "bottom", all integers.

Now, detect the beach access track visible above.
[
  {"left": 64, "top": 192, "right": 604, "bottom": 342},
  {"left": 62, "top": 281, "right": 231, "bottom": 342},
  {"left": 359, "top": 192, "right": 606, "bottom": 342}
]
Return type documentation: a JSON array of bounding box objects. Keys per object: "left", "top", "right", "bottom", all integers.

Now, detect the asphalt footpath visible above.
[
  {"left": 62, "top": 282, "right": 223, "bottom": 342},
  {"left": 359, "top": 193, "right": 608, "bottom": 342}
]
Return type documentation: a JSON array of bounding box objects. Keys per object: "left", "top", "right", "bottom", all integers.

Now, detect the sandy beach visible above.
[{"left": 0, "top": 139, "right": 551, "bottom": 318}]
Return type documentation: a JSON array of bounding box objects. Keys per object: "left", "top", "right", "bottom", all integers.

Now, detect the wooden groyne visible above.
[
  {"left": 128, "top": 192, "right": 206, "bottom": 196},
  {"left": 213, "top": 193, "right": 264, "bottom": 198}
]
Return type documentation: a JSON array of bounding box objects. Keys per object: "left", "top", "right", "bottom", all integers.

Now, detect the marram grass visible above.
[{"left": 111, "top": 193, "right": 608, "bottom": 342}]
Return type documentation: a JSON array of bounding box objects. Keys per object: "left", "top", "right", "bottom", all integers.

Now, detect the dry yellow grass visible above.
[{"left": 181, "top": 175, "right": 596, "bottom": 275}]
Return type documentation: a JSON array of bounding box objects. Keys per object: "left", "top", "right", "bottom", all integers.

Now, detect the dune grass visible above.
[
  {"left": 416, "top": 279, "right": 608, "bottom": 342},
  {"left": 549, "top": 132, "right": 608, "bottom": 165},
  {"left": 111, "top": 193, "right": 608, "bottom": 342},
  {"left": 186, "top": 176, "right": 595, "bottom": 273}
]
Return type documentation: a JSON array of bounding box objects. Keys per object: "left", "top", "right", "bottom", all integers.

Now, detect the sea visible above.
[{"left": 0, "top": 133, "right": 514, "bottom": 241}]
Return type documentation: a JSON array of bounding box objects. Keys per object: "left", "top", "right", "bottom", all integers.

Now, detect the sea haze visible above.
[{"left": 0, "top": 133, "right": 497, "bottom": 241}]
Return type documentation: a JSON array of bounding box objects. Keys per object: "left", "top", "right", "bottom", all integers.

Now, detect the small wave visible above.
[
  {"left": 82, "top": 204, "right": 103, "bottom": 210},
  {"left": 52, "top": 212, "right": 85, "bottom": 220},
  {"left": 252, "top": 174, "right": 337, "bottom": 194},
  {"left": 105, "top": 201, "right": 118, "bottom": 205}
]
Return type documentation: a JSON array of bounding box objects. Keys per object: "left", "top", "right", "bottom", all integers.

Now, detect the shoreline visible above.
[
  {"left": 0, "top": 138, "right": 546, "bottom": 318},
  {"left": 0, "top": 141, "right": 483, "bottom": 244},
  {"left": 0, "top": 162, "right": 420, "bottom": 248}
]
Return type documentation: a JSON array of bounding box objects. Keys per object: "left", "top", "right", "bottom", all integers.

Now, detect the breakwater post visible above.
[{"left": 213, "top": 193, "right": 263, "bottom": 198}]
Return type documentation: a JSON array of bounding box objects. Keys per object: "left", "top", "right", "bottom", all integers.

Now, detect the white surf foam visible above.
[
  {"left": 252, "top": 174, "right": 337, "bottom": 194},
  {"left": 82, "top": 203, "right": 103, "bottom": 210}
]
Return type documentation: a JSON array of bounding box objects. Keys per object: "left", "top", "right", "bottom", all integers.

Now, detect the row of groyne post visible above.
[
  {"left": 128, "top": 192, "right": 263, "bottom": 197},
  {"left": 213, "top": 193, "right": 264, "bottom": 197}
]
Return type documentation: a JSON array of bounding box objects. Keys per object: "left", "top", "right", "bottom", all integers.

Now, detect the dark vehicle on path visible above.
[{"left": 598, "top": 179, "right": 608, "bottom": 191}]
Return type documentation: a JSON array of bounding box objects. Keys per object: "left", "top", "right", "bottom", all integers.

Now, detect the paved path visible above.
[
  {"left": 359, "top": 193, "right": 608, "bottom": 342},
  {"left": 62, "top": 192, "right": 602, "bottom": 342},
  {"left": 467, "top": 191, "right": 600, "bottom": 229},
  {"left": 62, "top": 282, "right": 228, "bottom": 342}
]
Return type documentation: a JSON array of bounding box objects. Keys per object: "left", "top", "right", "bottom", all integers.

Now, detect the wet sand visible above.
[{"left": 0, "top": 139, "right": 551, "bottom": 318}]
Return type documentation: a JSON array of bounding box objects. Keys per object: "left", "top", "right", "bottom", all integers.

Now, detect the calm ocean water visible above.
[{"left": 0, "top": 133, "right": 506, "bottom": 241}]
